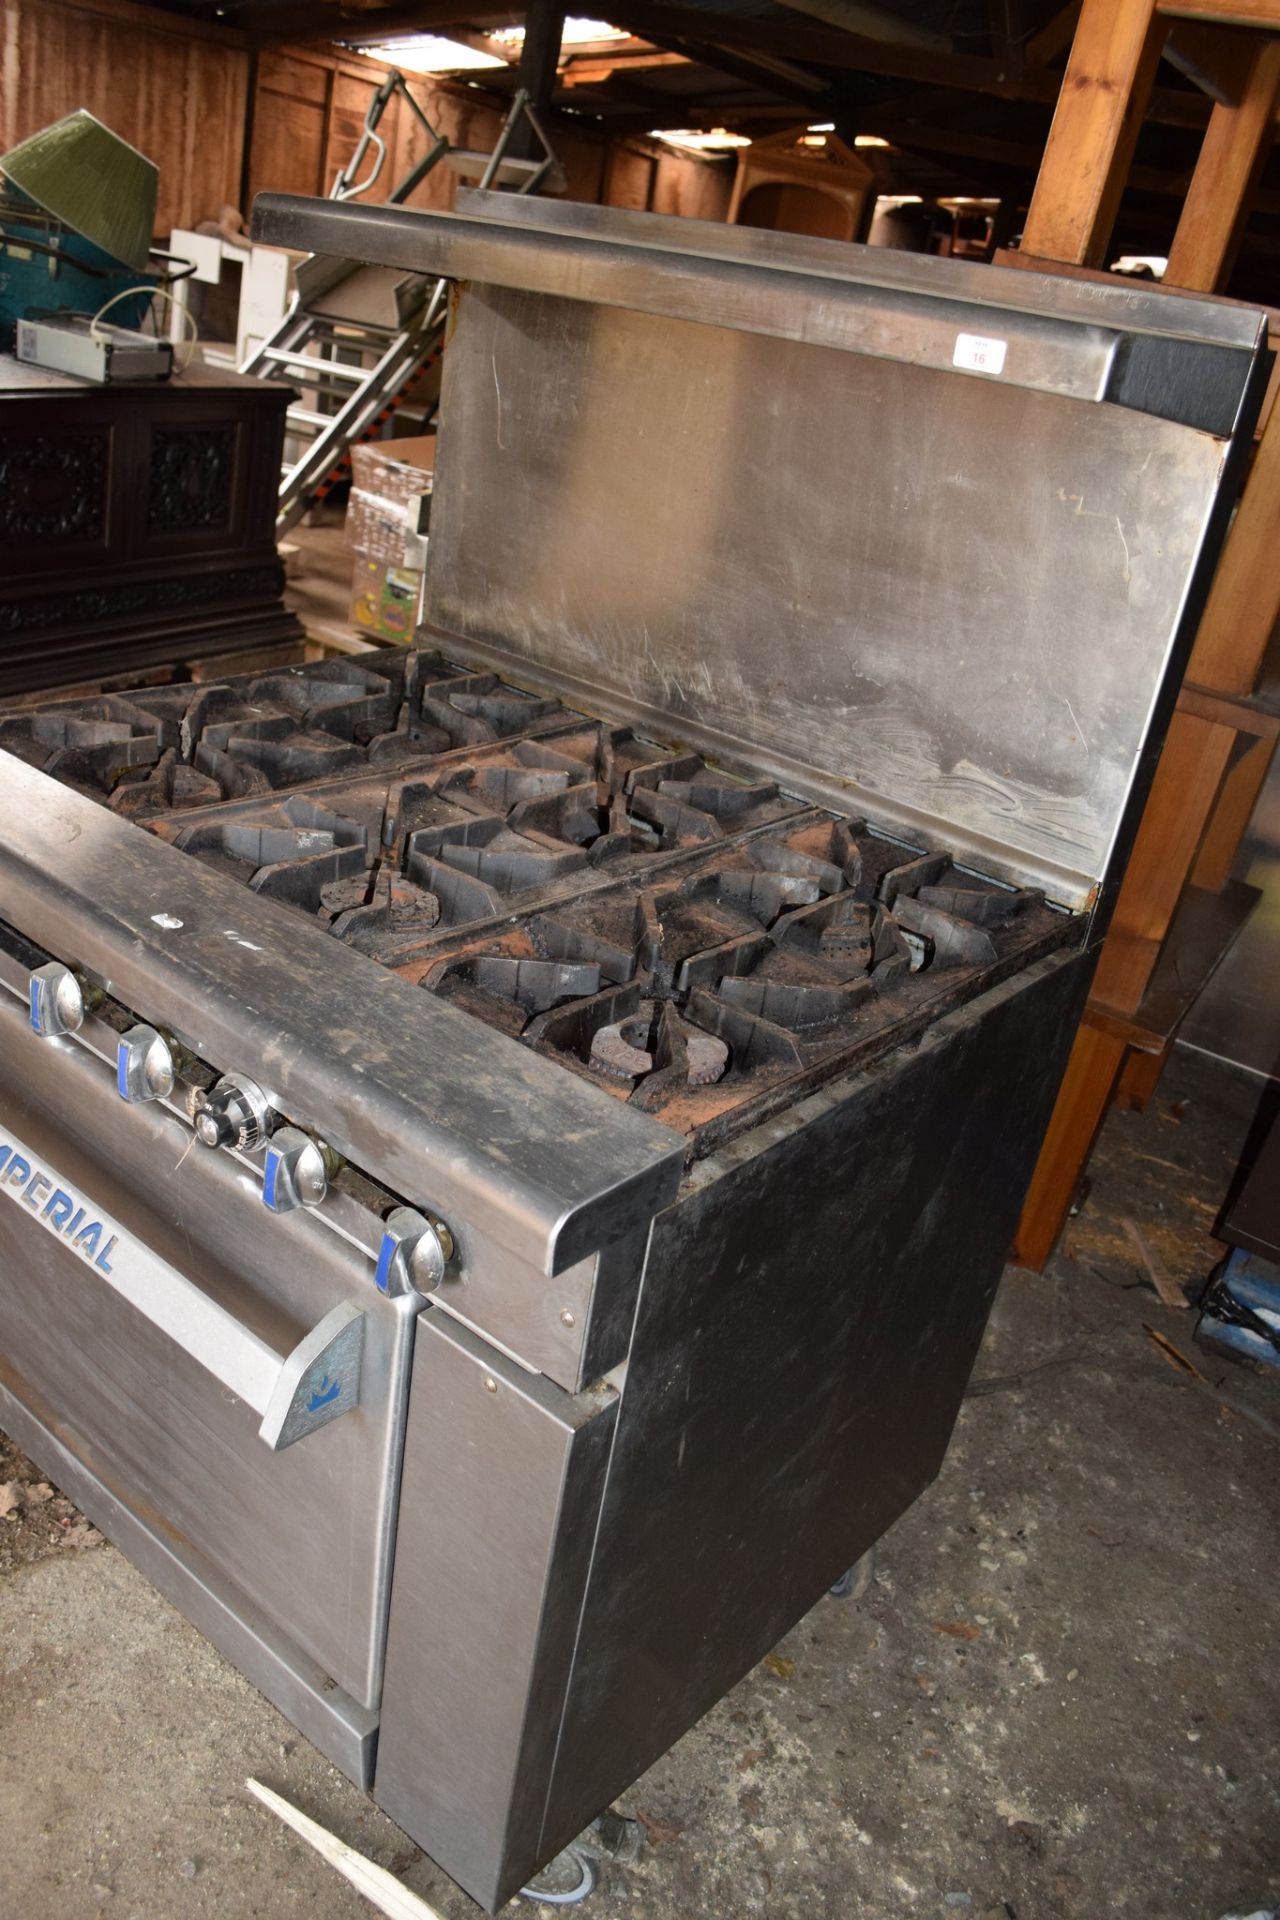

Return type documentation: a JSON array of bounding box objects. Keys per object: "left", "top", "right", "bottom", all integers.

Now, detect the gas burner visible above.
[
  {"left": 404, "top": 808, "right": 1068, "bottom": 1149},
  {"left": 588, "top": 1001, "right": 729, "bottom": 1089},
  {"left": 0, "top": 646, "right": 596, "bottom": 817},
  {"left": 162, "top": 797, "right": 369, "bottom": 909},
  {"left": 628, "top": 772, "right": 792, "bottom": 843},
  {"left": 418, "top": 675, "right": 563, "bottom": 748},
  {"left": 874, "top": 850, "right": 1043, "bottom": 969},
  {"left": 111, "top": 747, "right": 271, "bottom": 819},
  {"left": 319, "top": 870, "right": 443, "bottom": 953},
  {"left": 0, "top": 696, "right": 161, "bottom": 796}
]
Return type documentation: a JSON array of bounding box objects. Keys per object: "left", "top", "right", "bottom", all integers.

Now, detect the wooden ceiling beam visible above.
[
  {"left": 598, "top": 1, "right": 1212, "bottom": 126},
  {"left": 1025, "top": 1, "right": 1082, "bottom": 63},
  {"left": 571, "top": 99, "right": 774, "bottom": 131},
  {"left": 640, "top": 33, "right": 831, "bottom": 103},
  {"left": 554, "top": 65, "right": 723, "bottom": 117},
  {"left": 1157, "top": 0, "right": 1280, "bottom": 23},
  {"left": 863, "top": 115, "right": 1200, "bottom": 196},
  {"left": 1166, "top": 36, "right": 1280, "bottom": 284},
  {"left": 439, "top": 25, "right": 521, "bottom": 58},
  {"left": 1163, "top": 21, "right": 1262, "bottom": 101},
  {"left": 767, "top": 0, "right": 947, "bottom": 49},
  {"left": 561, "top": 50, "right": 690, "bottom": 83},
  {"left": 601, "top": 1, "right": 1061, "bottom": 96}
]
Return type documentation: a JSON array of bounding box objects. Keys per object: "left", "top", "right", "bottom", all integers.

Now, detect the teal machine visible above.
[{"left": 0, "top": 110, "right": 159, "bottom": 350}]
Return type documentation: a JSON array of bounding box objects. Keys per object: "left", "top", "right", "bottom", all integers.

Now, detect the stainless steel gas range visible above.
[{"left": 0, "top": 196, "right": 1267, "bottom": 1910}]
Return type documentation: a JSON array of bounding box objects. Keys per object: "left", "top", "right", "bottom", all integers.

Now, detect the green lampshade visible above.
[{"left": 1, "top": 110, "right": 157, "bottom": 271}]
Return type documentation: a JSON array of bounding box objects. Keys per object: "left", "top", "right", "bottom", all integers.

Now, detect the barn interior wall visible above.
[{"left": 0, "top": 0, "right": 731, "bottom": 236}]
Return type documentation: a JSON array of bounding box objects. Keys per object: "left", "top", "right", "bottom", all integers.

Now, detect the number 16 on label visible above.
[{"left": 953, "top": 332, "right": 1008, "bottom": 375}]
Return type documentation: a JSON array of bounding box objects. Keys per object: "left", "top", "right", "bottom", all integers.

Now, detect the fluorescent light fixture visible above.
[
  {"left": 807, "top": 121, "right": 835, "bottom": 132},
  {"left": 651, "top": 128, "right": 751, "bottom": 152},
  {"left": 854, "top": 134, "right": 890, "bottom": 148},
  {"left": 357, "top": 35, "right": 505, "bottom": 72}
]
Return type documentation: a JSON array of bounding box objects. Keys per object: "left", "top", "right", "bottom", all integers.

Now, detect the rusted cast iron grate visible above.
[{"left": 1, "top": 642, "right": 1076, "bottom": 1157}]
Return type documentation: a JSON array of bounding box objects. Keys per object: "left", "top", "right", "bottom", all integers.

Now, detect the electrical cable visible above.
[{"left": 89, "top": 283, "right": 199, "bottom": 369}]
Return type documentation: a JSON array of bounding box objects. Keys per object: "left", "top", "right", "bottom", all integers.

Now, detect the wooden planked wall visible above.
[
  {"left": 0, "top": 0, "right": 247, "bottom": 233},
  {"left": 0, "top": 0, "right": 731, "bottom": 236}
]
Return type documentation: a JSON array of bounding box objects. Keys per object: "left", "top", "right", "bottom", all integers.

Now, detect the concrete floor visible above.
[{"left": 2, "top": 1049, "right": 1277, "bottom": 1920}]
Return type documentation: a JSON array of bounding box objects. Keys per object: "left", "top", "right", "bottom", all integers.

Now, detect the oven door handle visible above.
[
  {"left": 197, "top": 1288, "right": 367, "bottom": 1454},
  {"left": 99, "top": 1246, "right": 366, "bottom": 1454},
  {"left": 109, "top": 1262, "right": 367, "bottom": 1453},
  {"left": 0, "top": 1121, "right": 365, "bottom": 1452}
]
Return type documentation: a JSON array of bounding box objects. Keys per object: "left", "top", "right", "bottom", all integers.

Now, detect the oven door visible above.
[{"left": 0, "top": 978, "right": 418, "bottom": 1768}]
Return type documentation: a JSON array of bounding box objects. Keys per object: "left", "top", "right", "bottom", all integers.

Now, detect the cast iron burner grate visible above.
[{"left": 0, "top": 642, "right": 1076, "bottom": 1157}]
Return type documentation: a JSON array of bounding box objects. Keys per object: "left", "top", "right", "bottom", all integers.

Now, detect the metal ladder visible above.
[{"left": 242, "top": 82, "right": 562, "bottom": 534}]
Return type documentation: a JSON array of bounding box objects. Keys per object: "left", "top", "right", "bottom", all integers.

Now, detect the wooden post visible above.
[
  {"left": 1089, "top": 712, "right": 1237, "bottom": 1014},
  {"left": 1020, "top": 0, "right": 1166, "bottom": 266},
  {"left": 1115, "top": 1044, "right": 1171, "bottom": 1112},
  {"left": 1010, "top": 1026, "right": 1128, "bottom": 1268},
  {"left": 1187, "top": 404, "right": 1280, "bottom": 694},
  {"left": 1165, "top": 38, "right": 1280, "bottom": 289},
  {"left": 1193, "top": 732, "right": 1275, "bottom": 891},
  {"left": 1116, "top": 26, "right": 1280, "bottom": 959},
  {"left": 1011, "top": 3, "right": 1280, "bottom": 1269}
]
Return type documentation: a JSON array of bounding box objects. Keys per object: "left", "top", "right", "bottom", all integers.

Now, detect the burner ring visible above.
[
  {"left": 589, "top": 1021, "right": 653, "bottom": 1080},
  {"left": 686, "top": 1033, "right": 730, "bottom": 1086}
]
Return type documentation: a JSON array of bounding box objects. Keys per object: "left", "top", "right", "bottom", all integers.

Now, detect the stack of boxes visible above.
[{"left": 346, "top": 435, "right": 436, "bottom": 642}]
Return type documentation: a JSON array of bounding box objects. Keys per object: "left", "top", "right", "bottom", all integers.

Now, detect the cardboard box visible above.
[
  {"left": 348, "top": 554, "right": 423, "bottom": 642},
  {"left": 347, "top": 435, "right": 436, "bottom": 564}
]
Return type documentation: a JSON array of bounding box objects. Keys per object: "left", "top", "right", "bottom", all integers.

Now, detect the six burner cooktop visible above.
[{"left": 0, "top": 645, "right": 1079, "bottom": 1157}]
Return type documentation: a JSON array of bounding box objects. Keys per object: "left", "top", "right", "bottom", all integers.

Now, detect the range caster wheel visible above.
[
  {"left": 829, "top": 1544, "right": 877, "bottom": 1601},
  {"left": 519, "top": 1847, "right": 598, "bottom": 1907},
  {"left": 520, "top": 1811, "right": 642, "bottom": 1905}
]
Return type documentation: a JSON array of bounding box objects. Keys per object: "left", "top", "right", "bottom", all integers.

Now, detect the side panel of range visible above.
[{"left": 373, "top": 943, "right": 1094, "bottom": 1909}]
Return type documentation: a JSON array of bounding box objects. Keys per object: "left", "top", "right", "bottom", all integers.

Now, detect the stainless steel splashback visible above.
[{"left": 251, "top": 190, "right": 1269, "bottom": 908}]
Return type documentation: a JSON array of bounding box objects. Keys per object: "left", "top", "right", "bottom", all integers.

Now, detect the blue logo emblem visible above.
[{"left": 307, "top": 1375, "right": 342, "bottom": 1413}]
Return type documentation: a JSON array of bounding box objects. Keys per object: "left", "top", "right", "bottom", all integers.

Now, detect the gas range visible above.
[
  {"left": 3, "top": 643, "right": 1074, "bottom": 1158},
  {"left": 0, "top": 189, "right": 1264, "bottom": 1913}
]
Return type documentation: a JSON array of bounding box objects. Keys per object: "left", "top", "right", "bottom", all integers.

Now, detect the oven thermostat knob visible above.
[
  {"left": 376, "top": 1206, "right": 454, "bottom": 1296},
  {"left": 29, "top": 963, "right": 84, "bottom": 1038},
  {"left": 117, "top": 1025, "right": 175, "bottom": 1103},
  {"left": 263, "top": 1127, "right": 329, "bottom": 1213},
  {"left": 191, "top": 1075, "right": 273, "bottom": 1152}
]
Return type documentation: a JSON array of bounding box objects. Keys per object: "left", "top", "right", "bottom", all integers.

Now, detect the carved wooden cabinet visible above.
[{"left": 0, "top": 358, "right": 303, "bottom": 695}]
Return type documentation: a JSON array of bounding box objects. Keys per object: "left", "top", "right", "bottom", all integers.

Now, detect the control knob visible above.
[
  {"left": 117, "top": 1025, "right": 175, "bottom": 1103},
  {"left": 376, "top": 1206, "right": 455, "bottom": 1296},
  {"left": 190, "top": 1076, "right": 273, "bottom": 1152},
  {"left": 28, "top": 963, "right": 85, "bottom": 1038},
  {"left": 262, "top": 1127, "right": 332, "bottom": 1213}
]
